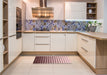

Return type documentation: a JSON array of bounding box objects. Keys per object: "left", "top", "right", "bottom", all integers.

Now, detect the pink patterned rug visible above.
[{"left": 33, "top": 56, "right": 71, "bottom": 64}]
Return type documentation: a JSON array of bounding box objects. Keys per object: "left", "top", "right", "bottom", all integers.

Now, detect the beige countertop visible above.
[{"left": 22, "top": 31, "right": 107, "bottom": 40}]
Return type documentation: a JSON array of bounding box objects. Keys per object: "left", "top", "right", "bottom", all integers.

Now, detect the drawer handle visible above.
[
  {"left": 81, "top": 47, "right": 88, "bottom": 52},
  {"left": 81, "top": 38, "right": 88, "bottom": 42},
  {"left": 35, "top": 36, "right": 49, "bottom": 38},
  {"left": 36, "top": 44, "right": 49, "bottom": 45}
]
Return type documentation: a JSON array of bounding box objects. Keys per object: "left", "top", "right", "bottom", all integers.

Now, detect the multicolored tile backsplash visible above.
[{"left": 25, "top": 20, "right": 90, "bottom": 31}]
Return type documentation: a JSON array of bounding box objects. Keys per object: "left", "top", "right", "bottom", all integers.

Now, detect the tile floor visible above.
[{"left": 2, "top": 55, "right": 96, "bottom": 75}]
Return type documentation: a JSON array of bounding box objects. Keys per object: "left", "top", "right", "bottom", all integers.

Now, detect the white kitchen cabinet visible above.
[
  {"left": 66, "top": 34, "right": 77, "bottom": 51},
  {"left": 8, "top": 0, "right": 16, "bottom": 36},
  {"left": 35, "top": 33, "right": 50, "bottom": 51},
  {"left": 8, "top": 36, "right": 17, "bottom": 63},
  {"left": 51, "top": 33, "right": 66, "bottom": 51},
  {"left": 65, "top": 2, "right": 86, "bottom": 19},
  {"left": 0, "top": 52, "right": 3, "bottom": 73},
  {"left": 0, "top": 0, "right": 3, "bottom": 39},
  {"left": 35, "top": 45, "right": 50, "bottom": 51},
  {"left": 78, "top": 35, "right": 96, "bottom": 68},
  {"left": 0, "top": 40, "right": 3, "bottom": 73},
  {"left": 16, "top": 38, "right": 22, "bottom": 54},
  {"left": 22, "top": 33, "right": 35, "bottom": 51}
]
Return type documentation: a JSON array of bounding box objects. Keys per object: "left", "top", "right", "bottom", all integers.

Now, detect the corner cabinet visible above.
[
  {"left": 78, "top": 34, "right": 96, "bottom": 68},
  {"left": 66, "top": 34, "right": 77, "bottom": 51},
  {"left": 51, "top": 33, "right": 66, "bottom": 51},
  {"left": 65, "top": 2, "right": 86, "bottom": 19}
]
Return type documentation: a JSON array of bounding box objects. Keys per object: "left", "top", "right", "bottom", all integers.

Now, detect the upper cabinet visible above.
[
  {"left": 65, "top": 2, "right": 86, "bottom": 20},
  {"left": 87, "top": 3, "right": 97, "bottom": 19}
]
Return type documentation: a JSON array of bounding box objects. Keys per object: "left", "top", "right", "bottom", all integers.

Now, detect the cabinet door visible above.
[
  {"left": 0, "top": 40, "right": 3, "bottom": 72},
  {"left": 0, "top": 0, "right": 3, "bottom": 38},
  {"left": 22, "top": 33, "right": 35, "bottom": 51},
  {"left": 16, "top": 38, "right": 22, "bottom": 54},
  {"left": 66, "top": 34, "right": 77, "bottom": 51},
  {"left": 78, "top": 34, "right": 96, "bottom": 68},
  {"left": 88, "top": 37, "right": 96, "bottom": 68},
  {"left": 8, "top": 0, "right": 16, "bottom": 36},
  {"left": 51, "top": 33, "right": 66, "bottom": 51},
  {"left": 65, "top": 2, "right": 86, "bottom": 19},
  {"left": 8, "top": 36, "right": 17, "bottom": 63}
]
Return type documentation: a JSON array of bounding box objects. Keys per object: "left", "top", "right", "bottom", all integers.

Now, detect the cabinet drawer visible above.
[
  {"left": 35, "top": 45, "right": 50, "bottom": 51},
  {"left": 79, "top": 35, "right": 95, "bottom": 50},
  {"left": 35, "top": 33, "right": 50, "bottom": 37},
  {"left": 79, "top": 35, "right": 89, "bottom": 45},
  {"left": 80, "top": 46, "right": 89, "bottom": 55},
  {"left": 35, "top": 37, "right": 50, "bottom": 44},
  {"left": 51, "top": 33, "right": 66, "bottom": 37}
]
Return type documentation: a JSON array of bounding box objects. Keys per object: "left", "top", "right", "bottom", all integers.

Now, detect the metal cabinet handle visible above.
[
  {"left": 35, "top": 36, "right": 49, "bottom": 38},
  {"left": 9, "top": 34, "right": 16, "bottom": 37},
  {"left": 81, "top": 47, "right": 88, "bottom": 52},
  {"left": 81, "top": 38, "right": 88, "bottom": 42},
  {"left": 36, "top": 43, "right": 49, "bottom": 45}
]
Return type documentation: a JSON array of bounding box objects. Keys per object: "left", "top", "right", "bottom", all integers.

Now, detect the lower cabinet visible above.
[
  {"left": 8, "top": 36, "right": 17, "bottom": 64},
  {"left": 66, "top": 34, "right": 77, "bottom": 51},
  {"left": 0, "top": 40, "right": 3, "bottom": 73},
  {"left": 16, "top": 38, "right": 22, "bottom": 54},
  {"left": 78, "top": 35, "right": 96, "bottom": 68},
  {"left": 22, "top": 33, "right": 78, "bottom": 52},
  {"left": 51, "top": 33, "right": 66, "bottom": 51},
  {"left": 9, "top": 36, "right": 22, "bottom": 64},
  {"left": 35, "top": 33, "right": 50, "bottom": 51},
  {"left": 22, "top": 33, "right": 35, "bottom": 51}
]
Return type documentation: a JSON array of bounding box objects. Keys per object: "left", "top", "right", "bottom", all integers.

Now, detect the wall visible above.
[
  {"left": 23, "top": 0, "right": 39, "bottom": 20},
  {"left": 104, "top": 0, "right": 107, "bottom": 33},
  {"left": 94, "top": 0, "right": 104, "bottom": 32},
  {"left": 25, "top": 20, "right": 97, "bottom": 32},
  {"left": 23, "top": 0, "right": 94, "bottom": 20},
  {"left": 95, "top": 0, "right": 104, "bottom": 20}
]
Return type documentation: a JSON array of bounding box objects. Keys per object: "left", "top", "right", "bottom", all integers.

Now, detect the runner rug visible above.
[{"left": 33, "top": 56, "right": 71, "bottom": 64}]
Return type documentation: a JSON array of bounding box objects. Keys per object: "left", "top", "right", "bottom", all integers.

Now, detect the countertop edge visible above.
[{"left": 22, "top": 31, "right": 107, "bottom": 40}]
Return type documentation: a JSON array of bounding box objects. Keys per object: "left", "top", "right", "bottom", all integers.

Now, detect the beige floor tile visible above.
[
  {"left": 2, "top": 56, "right": 96, "bottom": 75},
  {"left": 29, "top": 72, "right": 53, "bottom": 75}
]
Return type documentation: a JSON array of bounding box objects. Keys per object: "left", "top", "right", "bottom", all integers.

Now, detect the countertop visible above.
[{"left": 22, "top": 31, "right": 107, "bottom": 40}]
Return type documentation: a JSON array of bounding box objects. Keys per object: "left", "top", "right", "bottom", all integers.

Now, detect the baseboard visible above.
[
  {"left": 0, "top": 52, "right": 22, "bottom": 75},
  {"left": 21, "top": 51, "right": 78, "bottom": 56},
  {"left": 78, "top": 53, "right": 96, "bottom": 73},
  {"left": 96, "top": 68, "right": 107, "bottom": 74}
]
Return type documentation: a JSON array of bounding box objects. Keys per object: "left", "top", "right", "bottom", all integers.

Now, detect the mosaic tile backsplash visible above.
[{"left": 25, "top": 20, "right": 90, "bottom": 31}]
